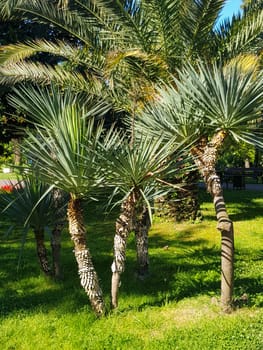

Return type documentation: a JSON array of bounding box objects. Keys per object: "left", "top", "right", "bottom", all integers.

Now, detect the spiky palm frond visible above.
[
  {"left": 10, "top": 86, "right": 112, "bottom": 197},
  {"left": 100, "top": 133, "right": 192, "bottom": 207},
  {"left": 1, "top": 174, "right": 66, "bottom": 231},
  {"left": 0, "top": 61, "right": 104, "bottom": 95},
  {"left": 138, "top": 63, "right": 263, "bottom": 149},
  {"left": 175, "top": 63, "right": 263, "bottom": 143},
  {"left": 0, "top": 40, "right": 86, "bottom": 66},
  {"left": 182, "top": 0, "right": 225, "bottom": 60},
  {"left": 9, "top": 84, "right": 109, "bottom": 127},
  {"left": 0, "top": 0, "right": 135, "bottom": 48},
  {"left": 1, "top": 0, "right": 263, "bottom": 117},
  {"left": 136, "top": 81, "right": 205, "bottom": 143},
  {"left": 215, "top": 7, "right": 263, "bottom": 62}
]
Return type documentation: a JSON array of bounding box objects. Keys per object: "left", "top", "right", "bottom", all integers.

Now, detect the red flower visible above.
[{"left": 0, "top": 185, "right": 13, "bottom": 193}]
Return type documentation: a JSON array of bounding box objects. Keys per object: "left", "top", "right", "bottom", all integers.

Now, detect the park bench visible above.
[{"left": 220, "top": 167, "right": 263, "bottom": 189}]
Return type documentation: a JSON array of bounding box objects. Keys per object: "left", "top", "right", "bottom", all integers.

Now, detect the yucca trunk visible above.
[
  {"left": 51, "top": 223, "right": 63, "bottom": 279},
  {"left": 134, "top": 205, "right": 150, "bottom": 279},
  {"left": 34, "top": 228, "right": 52, "bottom": 276},
  {"left": 191, "top": 131, "right": 234, "bottom": 313},
  {"left": 68, "top": 196, "right": 105, "bottom": 316},
  {"left": 111, "top": 193, "right": 135, "bottom": 309}
]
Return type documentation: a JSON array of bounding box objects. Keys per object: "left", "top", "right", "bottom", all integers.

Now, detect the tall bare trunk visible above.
[
  {"left": 134, "top": 205, "right": 150, "bottom": 279},
  {"left": 191, "top": 131, "right": 234, "bottom": 313},
  {"left": 111, "top": 194, "right": 135, "bottom": 309},
  {"left": 68, "top": 196, "right": 104, "bottom": 316},
  {"left": 51, "top": 188, "right": 67, "bottom": 279},
  {"left": 11, "top": 138, "right": 21, "bottom": 166},
  {"left": 34, "top": 228, "right": 52, "bottom": 276},
  {"left": 51, "top": 223, "right": 63, "bottom": 279}
]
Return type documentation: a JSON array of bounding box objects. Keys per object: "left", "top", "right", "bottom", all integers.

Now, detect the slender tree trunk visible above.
[
  {"left": 51, "top": 223, "right": 63, "bottom": 279},
  {"left": 111, "top": 194, "right": 135, "bottom": 309},
  {"left": 11, "top": 138, "right": 21, "bottom": 166},
  {"left": 191, "top": 131, "right": 234, "bottom": 313},
  {"left": 68, "top": 196, "right": 105, "bottom": 316},
  {"left": 34, "top": 228, "right": 52, "bottom": 276},
  {"left": 134, "top": 205, "right": 151, "bottom": 279},
  {"left": 51, "top": 188, "right": 67, "bottom": 279}
]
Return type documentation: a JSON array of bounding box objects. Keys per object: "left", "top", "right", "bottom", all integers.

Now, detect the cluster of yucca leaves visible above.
[{"left": 0, "top": 84, "right": 192, "bottom": 315}]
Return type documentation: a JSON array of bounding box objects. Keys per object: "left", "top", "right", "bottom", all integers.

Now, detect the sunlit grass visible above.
[{"left": 0, "top": 189, "right": 263, "bottom": 349}]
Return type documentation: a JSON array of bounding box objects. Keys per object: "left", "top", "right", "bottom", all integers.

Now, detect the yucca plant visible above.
[
  {"left": 0, "top": 173, "right": 67, "bottom": 277},
  {"left": 98, "top": 132, "right": 192, "bottom": 308},
  {"left": 137, "top": 63, "right": 263, "bottom": 312},
  {"left": 8, "top": 85, "right": 119, "bottom": 316}
]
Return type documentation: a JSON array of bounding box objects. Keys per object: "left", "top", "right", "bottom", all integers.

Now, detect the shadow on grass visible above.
[
  {"left": 0, "top": 197, "right": 262, "bottom": 317},
  {"left": 199, "top": 189, "right": 263, "bottom": 221}
]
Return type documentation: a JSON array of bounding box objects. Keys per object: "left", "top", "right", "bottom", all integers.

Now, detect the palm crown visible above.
[
  {"left": 138, "top": 63, "right": 263, "bottom": 148},
  {"left": 8, "top": 85, "right": 117, "bottom": 198},
  {"left": 0, "top": 0, "right": 263, "bottom": 111}
]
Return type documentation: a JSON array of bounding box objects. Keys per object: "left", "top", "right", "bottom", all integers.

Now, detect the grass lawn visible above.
[{"left": 0, "top": 189, "right": 262, "bottom": 349}]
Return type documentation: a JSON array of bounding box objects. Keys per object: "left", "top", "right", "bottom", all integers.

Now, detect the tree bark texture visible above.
[
  {"left": 34, "top": 228, "right": 52, "bottom": 276},
  {"left": 111, "top": 193, "right": 135, "bottom": 309},
  {"left": 68, "top": 196, "right": 105, "bottom": 316},
  {"left": 134, "top": 204, "right": 151, "bottom": 279},
  {"left": 191, "top": 131, "right": 234, "bottom": 312}
]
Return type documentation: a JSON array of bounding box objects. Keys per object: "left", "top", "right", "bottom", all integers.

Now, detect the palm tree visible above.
[
  {"left": 137, "top": 63, "right": 263, "bottom": 312},
  {"left": 1, "top": 0, "right": 262, "bottom": 221},
  {"left": 0, "top": 1, "right": 262, "bottom": 94},
  {"left": 9, "top": 85, "right": 116, "bottom": 315},
  {"left": 0, "top": 173, "right": 67, "bottom": 277},
  {"left": 98, "top": 134, "right": 191, "bottom": 308}
]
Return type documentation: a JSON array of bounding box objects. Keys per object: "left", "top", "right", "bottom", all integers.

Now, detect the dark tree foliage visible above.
[{"left": 0, "top": 17, "right": 75, "bottom": 144}]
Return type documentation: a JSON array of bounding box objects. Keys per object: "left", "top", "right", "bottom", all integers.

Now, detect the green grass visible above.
[{"left": 0, "top": 189, "right": 263, "bottom": 349}]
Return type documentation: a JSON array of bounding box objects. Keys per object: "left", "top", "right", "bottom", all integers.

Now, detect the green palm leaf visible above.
[
  {"left": 175, "top": 63, "right": 263, "bottom": 143},
  {"left": 0, "top": 60, "right": 103, "bottom": 95},
  {"left": 10, "top": 86, "right": 112, "bottom": 197},
  {"left": 1, "top": 174, "right": 66, "bottom": 231},
  {"left": 138, "top": 63, "right": 263, "bottom": 149},
  {"left": 100, "top": 132, "right": 192, "bottom": 205}
]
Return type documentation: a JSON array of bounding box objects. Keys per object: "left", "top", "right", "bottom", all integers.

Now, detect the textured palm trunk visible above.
[
  {"left": 51, "top": 223, "right": 63, "bottom": 279},
  {"left": 34, "top": 228, "right": 52, "bottom": 276},
  {"left": 191, "top": 131, "right": 234, "bottom": 313},
  {"left": 134, "top": 205, "right": 150, "bottom": 279},
  {"left": 111, "top": 193, "right": 135, "bottom": 309},
  {"left": 68, "top": 196, "right": 105, "bottom": 316}
]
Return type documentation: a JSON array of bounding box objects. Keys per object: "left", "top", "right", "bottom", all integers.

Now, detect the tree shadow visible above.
[
  {"left": 199, "top": 189, "right": 263, "bottom": 221},
  {"left": 0, "top": 197, "right": 262, "bottom": 317}
]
